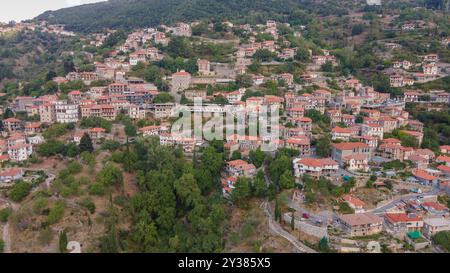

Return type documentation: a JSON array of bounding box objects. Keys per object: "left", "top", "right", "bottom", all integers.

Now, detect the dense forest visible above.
[
  {"left": 36, "top": 0, "right": 369, "bottom": 33},
  {"left": 0, "top": 30, "right": 86, "bottom": 86}
]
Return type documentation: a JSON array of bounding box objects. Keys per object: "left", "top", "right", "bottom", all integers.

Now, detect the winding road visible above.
[
  {"left": 261, "top": 201, "right": 317, "bottom": 253},
  {"left": 368, "top": 187, "right": 441, "bottom": 215}
]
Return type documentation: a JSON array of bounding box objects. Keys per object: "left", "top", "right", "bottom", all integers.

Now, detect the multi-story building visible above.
[
  {"left": 423, "top": 63, "right": 438, "bottom": 75},
  {"left": 338, "top": 212, "right": 383, "bottom": 237},
  {"left": 384, "top": 213, "right": 423, "bottom": 234},
  {"left": 55, "top": 101, "right": 79, "bottom": 123},
  {"left": 2, "top": 118, "right": 22, "bottom": 132},
  {"left": 81, "top": 104, "right": 116, "bottom": 120},
  {"left": 361, "top": 123, "right": 384, "bottom": 139},
  {"left": 159, "top": 133, "right": 196, "bottom": 153},
  {"left": 153, "top": 103, "right": 176, "bottom": 119},
  {"left": 292, "top": 157, "right": 339, "bottom": 177},
  {"left": 108, "top": 83, "right": 130, "bottom": 95},
  {"left": 342, "top": 154, "right": 369, "bottom": 172},
  {"left": 197, "top": 59, "right": 212, "bottom": 76},
  {"left": 0, "top": 168, "right": 24, "bottom": 184},
  {"left": 7, "top": 143, "right": 33, "bottom": 162},
  {"left": 423, "top": 218, "right": 450, "bottom": 238},
  {"left": 226, "top": 159, "right": 257, "bottom": 178},
  {"left": 171, "top": 70, "right": 192, "bottom": 92},
  {"left": 172, "top": 23, "right": 192, "bottom": 37},
  {"left": 332, "top": 142, "right": 371, "bottom": 166},
  {"left": 286, "top": 136, "right": 311, "bottom": 156},
  {"left": 331, "top": 126, "right": 353, "bottom": 141}
]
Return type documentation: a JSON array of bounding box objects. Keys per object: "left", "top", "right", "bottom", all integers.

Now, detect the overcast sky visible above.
[{"left": 0, "top": 0, "right": 106, "bottom": 23}]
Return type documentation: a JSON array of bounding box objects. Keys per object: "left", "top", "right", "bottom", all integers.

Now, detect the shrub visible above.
[
  {"left": 9, "top": 181, "right": 32, "bottom": 202},
  {"left": 47, "top": 201, "right": 65, "bottom": 225},
  {"left": 79, "top": 197, "right": 96, "bottom": 214},
  {"left": 88, "top": 182, "right": 105, "bottom": 196},
  {"left": 0, "top": 208, "right": 11, "bottom": 223},
  {"left": 67, "top": 161, "right": 83, "bottom": 174}
]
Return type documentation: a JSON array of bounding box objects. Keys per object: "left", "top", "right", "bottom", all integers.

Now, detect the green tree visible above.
[
  {"left": 321, "top": 61, "right": 333, "bottom": 72},
  {"left": 124, "top": 123, "right": 137, "bottom": 138},
  {"left": 79, "top": 133, "right": 94, "bottom": 153},
  {"left": 253, "top": 49, "right": 273, "bottom": 62},
  {"left": 249, "top": 148, "right": 266, "bottom": 168},
  {"left": 9, "top": 181, "right": 32, "bottom": 202},
  {"left": 280, "top": 170, "right": 295, "bottom": 189},
  {"left": 174, "top": 173, "right": 201, "bottom": 208},
  {"left": 232, "top": 177, "right": 252, "bottom": 208},
  {"left": 432, "top": 231, "right": 450, "bottom": 252},
  {"left": 316, "top": 136, "right": 332, "bottom": 157},
  {"left": 66, "top": 142, "right": 80, "bottom": 157},
  {"left": 269, "top": 155, "right": 292, "bottom": 184},
  {"left": 153, "top": 92, "right": 175, "bottom": 103},
  {"left": 0, "top": 208, "right": 11, "bottom": 223},
  {"left": 274, "top": 198, "right": 281, "bottom": 222},
  {"left": 318, "top": 236, "right": 330, "bottom": 252},
  {"left": 47, "top": 201, "right": 66, "bottom": 225},
  {"left": 213, "top": 94, "right": 228, "bottom": 105},
  {"left": 235, "top": 74, "right": 253, "bottom": 88},
  {"left": 59, "top": 229, "right": 68, "bottom": 253},
  {"left": 253, "top": 176, "right": 268, "bottom": 198},
  {"left": 230, "top": 150, "right": 242, "bottom": 160},
  {"left": 2, "top": 108, "right": 14, "bottom": 119},
  {"left": 295, "top": 47, "right": 310, "bottom": 62},
  {"left": 97, "top": 163, "right": 124, "bottom": 187}
]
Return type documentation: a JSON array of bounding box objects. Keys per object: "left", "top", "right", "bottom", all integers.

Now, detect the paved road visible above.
[
  {"left": 261, "top": 201, "right": 317, "bottom": 253},
  {"left": 368, "top": 187, "right": 441, "bottom": 215}
]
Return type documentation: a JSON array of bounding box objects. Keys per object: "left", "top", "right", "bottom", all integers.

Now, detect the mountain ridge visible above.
[
  {"left": 36, "top": 0, "right": 353, "bottom": 33},
  {"left": 35, "top": 0, "right": 446, "bottom": 33}
]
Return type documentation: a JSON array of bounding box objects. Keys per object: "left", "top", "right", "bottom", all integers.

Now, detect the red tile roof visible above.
[
  {"left": 422, "top": 202, "right": 447, "bottom": 211},
  {"left": 332, "top": 142, "right": 369, "bottom": 150},
  {"left": 294, "top": 158, "right": 338, "bottom": 168},
  {"left": 343, "top": 195, "right": 365, "bottom": 207},
  {"left": 0, "top": 168, "right": 23, "bottom": 177},
  {"left": 385, "top": 213, "right": 422, "bottom": 223},
  {"left": 412, "top": 169, "right": 438, "bottom": 181},
  {"left": 332, "top": 126, "right": 352, "bottom": 134}
]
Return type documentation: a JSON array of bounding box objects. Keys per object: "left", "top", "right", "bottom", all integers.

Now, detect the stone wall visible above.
[{"left": 283, "top": 213, "right": 328, "bottom": 239}]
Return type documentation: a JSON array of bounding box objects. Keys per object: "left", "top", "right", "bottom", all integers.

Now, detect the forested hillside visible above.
[
  {"left": 36, "top": 0, "right": 450, "bottom": 34},
  {"left": 36, "top": 0, "right": 358, "bottom": 33},
  {"left": 0, "top": 30, "right": 81, "bottom": 84}
]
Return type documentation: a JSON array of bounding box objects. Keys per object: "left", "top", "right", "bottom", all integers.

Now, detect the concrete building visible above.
[{"left": 338, "top": 212, "right": 383, "bottom": 237}]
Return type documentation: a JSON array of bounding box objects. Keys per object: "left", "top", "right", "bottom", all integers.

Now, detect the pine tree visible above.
[
  {"left": 274, "top": 198, "right": 281, "bottom": 222},
  {"left": 59, "top": 229, "right": 68, "bottom": 253},
  {"left": 79, "top": 133, "right": 94, "bottom": 153}
]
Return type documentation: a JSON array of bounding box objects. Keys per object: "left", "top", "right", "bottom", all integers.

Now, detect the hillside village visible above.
[{"left": 1, "top": 2, "right": 450, "bottom": 253}]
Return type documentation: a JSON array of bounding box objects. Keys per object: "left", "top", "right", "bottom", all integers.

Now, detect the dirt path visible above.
[
  {"left": 0, "top": 198, "right": 16, "bottom": 253},
  {"left": 2, "top": 222, "right": 11, "bottom": 253}
]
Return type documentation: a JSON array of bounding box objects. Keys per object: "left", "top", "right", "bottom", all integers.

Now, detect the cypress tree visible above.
[
  {"left": 290, "top": 212, "right": 295, "bottom": 230},
  {"left": 79, "top": 133, "right": 94, "bottom": 153},
  {"left": 59, "top": 229, "right": 68, "bottom": 253}
]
